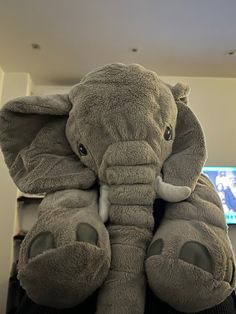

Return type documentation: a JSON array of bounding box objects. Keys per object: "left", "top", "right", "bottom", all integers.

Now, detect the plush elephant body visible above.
[{"left": 0, "top": 63, "right": 235, "bottom": 313}]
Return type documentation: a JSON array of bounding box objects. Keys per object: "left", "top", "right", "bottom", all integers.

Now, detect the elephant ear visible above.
[
  {"left": 162, "top": 83, "right": 207, "bottom": 193},
  {"left": 0, "top": 94, "right": 96, "bottom": 194},
  {"left": 171, "top": 82, "right": 190, "bottom": 105}
]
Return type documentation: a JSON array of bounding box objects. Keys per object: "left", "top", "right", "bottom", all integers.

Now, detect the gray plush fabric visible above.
[
  {"left": 146, "top": 174, "right": 236, "bottom": 313},
  {"left": 18, "top": 189, "right": 111, "bottom": 308},
  {"left": 0, "top": 63, "right": 235, "bottom": 313},
  {"left": 96, "top": 141, "right": 156, "bottom": 313},
  {"left": 162, "top": 101, "right": 207, "bottom": 191},
  {"left": 0, "top": 94, "right": 96, "bottom": 194}
]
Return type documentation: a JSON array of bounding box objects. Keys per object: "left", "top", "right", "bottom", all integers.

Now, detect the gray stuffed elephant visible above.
[{"left": 0, "top": 63, "right": 235, "bottom": 313}]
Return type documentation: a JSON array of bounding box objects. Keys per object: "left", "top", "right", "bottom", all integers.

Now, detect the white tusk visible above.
[
  {"left": 155, "top": 176, "right": 191, "bottom": 202},
  {"left": 99, "top": 184, "right": 110, "bottom": 222}
]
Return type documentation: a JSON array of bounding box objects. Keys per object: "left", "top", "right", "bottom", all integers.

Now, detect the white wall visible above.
[
  {"left": 0, "top": 67, "right": 4, "bottom": 101},
  {"left": 0, "top": 71, "right": 32, "bottom": 314},
  {"left": 1, "top": 73, "right": 32, "bottom": 103}
]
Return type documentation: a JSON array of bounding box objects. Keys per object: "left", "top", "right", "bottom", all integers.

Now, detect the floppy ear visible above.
[
  {"left": 171, "top": 82, "right": 190, "bottom": 105},
  {"left": 0, "top": 94, "right": 96, "bottom": 194},
  {"left": 162, "top": 83, "right": 207, "bottom": 192}
]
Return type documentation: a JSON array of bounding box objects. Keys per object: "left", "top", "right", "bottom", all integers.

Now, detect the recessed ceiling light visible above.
[
  {"left": 225, "top": 49, "right": 236, "bottom": 56},
  {"left": 31, "top": 43, "right": 41, "bottom": 50}
]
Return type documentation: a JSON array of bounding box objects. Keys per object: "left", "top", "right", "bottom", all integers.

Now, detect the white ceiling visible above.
[{"left": 0, "top": 0, "right": 236, "bottom": 85}]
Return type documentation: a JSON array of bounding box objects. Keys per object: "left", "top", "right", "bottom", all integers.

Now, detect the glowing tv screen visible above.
[{"left": 202, "top": 167, "right": 236, "bottom": 225}]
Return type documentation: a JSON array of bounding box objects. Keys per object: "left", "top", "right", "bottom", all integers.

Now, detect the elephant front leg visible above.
[
  {"left": 17, "top": 189, "right": 111, "bottom": 308},
  {"left": 97, "top": 142, "right": 159, "bottom": 314},
  {"left": 145, "top": 175, "right": 236, "bottom": 313}
]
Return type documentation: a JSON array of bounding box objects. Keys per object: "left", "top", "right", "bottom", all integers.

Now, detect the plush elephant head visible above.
[{"left": 0, "top": 63, "right": 206, "bottom": 199}]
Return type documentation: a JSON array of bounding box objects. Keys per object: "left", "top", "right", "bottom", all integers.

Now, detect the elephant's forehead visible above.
[
  {"left": 78, "top": 63, "right": 160, "bottom": 91},
  {"left": 69, "top": 63, "right": 177, "bottom": 127},
  {"left": 69, "top": 64, "right": 159, "bottom": 110},
  {"left": 70, "top": 87, "right": 176, "bottom": 132},
  {"left": 74, "top": 85, "right": 158, "bottom": 116}
]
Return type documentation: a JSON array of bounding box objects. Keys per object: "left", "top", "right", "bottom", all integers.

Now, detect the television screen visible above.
[{"left": 202, "top": 167, "right": 236, "bottom": 225}]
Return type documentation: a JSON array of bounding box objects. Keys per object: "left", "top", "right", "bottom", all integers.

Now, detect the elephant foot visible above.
[
  {"left": 19, "top": 240, "right": 110, "bottom": 308},
  {"left": 145, "top": 219, "right": 235, "bottom": 313},
  {"left": 17, "top": 189, "right": 111, "bottom": 308}
]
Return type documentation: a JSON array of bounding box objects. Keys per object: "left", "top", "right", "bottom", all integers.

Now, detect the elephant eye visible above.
[
  {"left": 78, "top": 144, "right": 88, "bottom": 156},
  {"left": 164, "top": 126, "right": 173, "bottom": 141}
]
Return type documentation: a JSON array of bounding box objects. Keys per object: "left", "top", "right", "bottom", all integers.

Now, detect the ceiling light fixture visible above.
[
  {"left": 31, "top": 43, "right": 41, "bottom": 50},
  {"left": 225, "top": 49, "right": 236, "bottom": 56}
]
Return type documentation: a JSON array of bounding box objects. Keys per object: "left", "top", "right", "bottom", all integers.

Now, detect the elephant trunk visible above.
[{"left": 97, "top": 141, "right": 158, "bottom": 314}]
